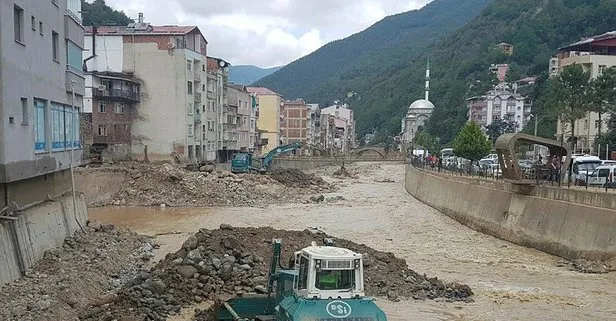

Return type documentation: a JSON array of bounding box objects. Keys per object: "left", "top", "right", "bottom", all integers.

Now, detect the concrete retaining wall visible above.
[
  {"left": 75, "top": 169, "right": 127, "bottom": 205},
  {"left": 0, "top": 194, "right": 88, "bottom": 285},
  {"left": 405, "top": 165, "right": 616, "bottom": 260}
]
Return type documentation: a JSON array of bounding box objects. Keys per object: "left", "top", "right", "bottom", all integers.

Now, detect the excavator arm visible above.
[{"left": 260, "top": 142, "right": 302, "bottom": 170}]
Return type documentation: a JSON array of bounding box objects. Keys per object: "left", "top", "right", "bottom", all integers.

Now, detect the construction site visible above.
[{"left": 1, "top": 161, "right": 616, "bottom": 321}]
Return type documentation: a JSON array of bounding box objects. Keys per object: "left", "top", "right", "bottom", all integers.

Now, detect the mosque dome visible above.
[{"left": 409, "top": 99, "right": 435, "bottom": 110}]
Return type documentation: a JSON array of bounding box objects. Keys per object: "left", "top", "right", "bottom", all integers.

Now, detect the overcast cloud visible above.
[{"left": 101, "top": 0, "right": 434, "bottom": 68}]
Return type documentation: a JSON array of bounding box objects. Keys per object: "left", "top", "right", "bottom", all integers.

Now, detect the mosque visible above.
[{"left": 400, "top": 59, "right": 434, "bottom": 149}]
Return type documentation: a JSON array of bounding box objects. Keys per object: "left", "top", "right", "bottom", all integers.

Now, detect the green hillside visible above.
[
  {"left": 229, "top": 65, "right": 283, "bottom": 85},
  {"left": 81, "top": 0, "right": 133, "bottom": 26},
  {"left": 357, "top": 0, "right": 616, "bottom": 143},
  {"left": 256, "top": 0, "right": 495, "bottom": 103}
]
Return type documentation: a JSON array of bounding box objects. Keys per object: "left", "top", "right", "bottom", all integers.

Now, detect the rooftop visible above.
[
  {"left": 246, "top": 87, "right": 282, "bottom": 97},
  {"left": 85, "top": 24, "right": 201, "bottom": 37},
  {"left": 558, "top": 30, "right": 616, "bottom": 52}
]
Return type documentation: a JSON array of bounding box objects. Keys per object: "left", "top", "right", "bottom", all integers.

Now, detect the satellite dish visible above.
[
  {"left": 219, "top": 60, "right": 226, "bottom": 68},
  {"left": 98, "top": 85, "right": 106, "bottom": 91}
]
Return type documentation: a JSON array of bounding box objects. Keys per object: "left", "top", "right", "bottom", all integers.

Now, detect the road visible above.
[{"left": 90, "top": 163, "right": 616, "bottom": 321}]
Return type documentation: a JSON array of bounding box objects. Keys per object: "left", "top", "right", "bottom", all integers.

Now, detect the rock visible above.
[
  {"left": 88, "top": 220, "right": 103, "bottom": 231},
  {"left": 30, "top": 296, "right": 51, "bottom": 311},
  {"left": 309, "top": 194, "right": 325, "bottom": 203},
  {"left": 187, "top": 249, "right": 203, "bottom": 261},
  {"left": 172, "top": 258, "right": 183, "bottom": 265},
  {"left": 176, "top": 265, "right": 198, "bottom": 278},
  {"left": 240, "top": 255, "right": 254, "bottom": 265},
  {"left": 100, "top": 224, "right": 115, "bottom": 232},
  {"left": 387, "top": 290, "right": 398, "bottom": 301},
  {"left": 212, "top": 258, "right": 222, "bottom": 270},
  {"left": 239, "top": 264, "right": 251, "bottom": 271},
  {"left": 182, "top": 235, "right": 199, "bottom": 250},
  {"left": 194, "top": 295, "right": 204, "bottom": 303},
  {"left": 220, "top": 224, "right": 233, "bottom": 230},
  {"left": 92, "top": 293, "right": 117, "bottom": 307},
  {"left": 144, "top": 279, "right": 167, "bottom": 295},
  {"left": 220, "top": 236, "right": 239, "bottom": 250},
  {"left": 254, "top": 285, "right": 267, "bottom": 293},
  {"left": 414, "top": 289, "right": 428, "bottom": 300},
  {"left": 60, "top": 290, "right": 80, "bottom": 307}
]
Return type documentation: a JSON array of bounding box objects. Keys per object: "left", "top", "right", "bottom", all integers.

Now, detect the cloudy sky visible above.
[{"left": 100, "top": 0, "right": 434, "bottom": 68}]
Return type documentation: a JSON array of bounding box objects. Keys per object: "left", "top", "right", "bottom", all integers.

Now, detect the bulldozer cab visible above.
[{"left": 292, "top": 242, "right": 365, "bottom": 300}]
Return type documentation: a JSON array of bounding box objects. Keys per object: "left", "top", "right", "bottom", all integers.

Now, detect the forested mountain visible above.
[
  {"left": 256, "top": 0, "right": 495, "bottom": 103},
  {"left": 229, "top": 65, "right": 283, "bottom": 85},
  {"left": 81, "top": 0, "right": 133, "bottom": 26}
]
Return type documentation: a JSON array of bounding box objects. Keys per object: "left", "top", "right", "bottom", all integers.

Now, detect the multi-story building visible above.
[
  {"left": 489, "top": 63, "right": 509, "bottom": 82},
  {"left": 1, "top": 0, "right": 87, "bottom": 284},
  {"left": 249, "top": 94, "right": 260, "bottom": 153},
  {"left": 498, "top": 42, "right": 514, "bottom": 56},
  {"left": 228, "top": 85, "right": 252, "bottom": 152},
  {"left": 553, "top": 31, "right": 616, "bottom": 154},
  {"left": 82, "top": 67, "right": 141, "bottom": 160},
  {"left": 281, "top": 99, "right": 309, "bottom": 148},
  {"left": 306, "top": 103, "right": 321, "bottom": 153},
  {"left": 321, "top": 103, "right": 356, "bottom": 152},
  {"left": 246, "top": 87, "right": 283, "bottom": 154},
  {"left": 83, "top": 17, "right": 210, "bottom": 163},
  {"left": 467, "top": 87, "right": 532, "bottom": 132},
  {"left": 206, "top": 57, "right": 230, "bottom": 161}
]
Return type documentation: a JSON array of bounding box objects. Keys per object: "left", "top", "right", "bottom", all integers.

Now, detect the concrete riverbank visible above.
[{"left": 405, "top": 165, "right": 616, "bottom": 261}]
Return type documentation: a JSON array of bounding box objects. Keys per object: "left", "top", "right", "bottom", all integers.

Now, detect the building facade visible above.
[
  {"left": 320, "top": 103, "right": 356, "bottom": 153},
  {"left": 228, "top": 85, "right": 253, "bottom": 152},
  {"left": 467, "top": 87, "right": 531, "bottom": 132},
  {"left": 246, "top": 87, "right": 283, "bottom": 154},
  {"left": 281, "top": 99, "right": 309, "bottom": 147},
  {"left": 82, "top": 71, "right": 140, "bottom": 160},
  {"left": 1, "top": 0, "right": 87, "bottom": 285},
  {"left": 84, "top": 20, "right": 211, "bottom": 163},
  {"left": 553, "top": 31, "right": 616, "bottom": 153}
]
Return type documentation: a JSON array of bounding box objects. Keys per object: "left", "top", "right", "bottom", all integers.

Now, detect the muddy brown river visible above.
[{"left": 90, "top": 163, "right": 616, "bottom": 321}]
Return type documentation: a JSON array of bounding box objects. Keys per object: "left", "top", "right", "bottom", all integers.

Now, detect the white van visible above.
[
  {"left": 586, "top": 165, "right": 616, "bottom": 186},
  {"left": 566, "top": 155, "right": 602, "bottom": 185}
]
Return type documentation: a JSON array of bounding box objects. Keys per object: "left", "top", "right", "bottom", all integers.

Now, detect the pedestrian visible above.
[{"left": 438, "top": 157, "right": 443, "bottom": 173}]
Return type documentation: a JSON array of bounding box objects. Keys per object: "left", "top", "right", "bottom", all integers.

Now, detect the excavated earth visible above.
[
  {"left": 79, "top": 226, "right": 473, "bottom": 321},
  {"left": 79, "top": 163, "right": 336, "bottom": 208},
  {"left": 0, "top": 222, "right": 154, "bottom": 321}
]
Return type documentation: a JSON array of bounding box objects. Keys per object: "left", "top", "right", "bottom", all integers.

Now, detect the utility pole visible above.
[{"left": 70, "top": 81, "right": 85, "bottom": 233}]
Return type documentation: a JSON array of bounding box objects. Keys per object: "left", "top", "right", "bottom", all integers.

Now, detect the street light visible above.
[{"left": 529, "top": 113, "right": 547, "bottom": 137}]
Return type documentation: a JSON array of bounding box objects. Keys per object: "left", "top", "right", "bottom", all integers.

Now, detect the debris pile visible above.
[
  {"left": 79, "top": 163, "right": 335, "bottom": 208},
  {"left": 81, "top": 226, "right": 473, "bottom": 321},
  {"left": 0, "top": 221, "right": 154, "bottom": 321},
  {"left": 333, "top": 164, "right": 359, "bottom": 179},
  {"left": 269, "top": 168, "right": 330, "bottom": 188}
]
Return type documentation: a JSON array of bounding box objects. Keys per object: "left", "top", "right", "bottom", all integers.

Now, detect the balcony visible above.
[
  {"left": 194, "top": 113, "right": 202, "bottom": 123},
  {"left": 194, "top": 92, "right": 202, "bottom": 103},
  {"left": 194, "top": 71, "right": 202, "bottom": 81},
  {"left": 66, "top": 70, "right": 85, "bottom": 96},
  {"left": 93, "top": 88, "right": 140, "bottom": 103}
]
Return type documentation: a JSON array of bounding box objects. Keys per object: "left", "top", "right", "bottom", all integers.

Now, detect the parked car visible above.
[
  {"left": 586, "top": 165, "right": 616, "bottom": 187},
  {"left": 518, "top": 159, "right": 534, "bottom": 169}
]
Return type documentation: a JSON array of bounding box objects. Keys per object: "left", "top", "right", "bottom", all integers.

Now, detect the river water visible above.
[{"left": 90, "top": 163, "right": 616, "bottom": 321}]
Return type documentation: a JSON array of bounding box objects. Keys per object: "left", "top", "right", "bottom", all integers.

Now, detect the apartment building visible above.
[
  {"left": 553, "top": 31, "right": 616, "bottom": 153},
  {"left": 467, "top": 86, "right": 532, "bottom": 132},
  {"left": 246, "top": 87, "right": 283, "bottom": 154},
  {"left": 281, "top": 99, "right": 308, "bottom": 148},
  {"left": 228, "top": 85, "right": 253, "bottom": 152},
  {"left": 250, "top": 94, "right": 260, "bottom": 154},
  {"left": 306, "top": 103, "right": 321, "bottom": 152},
  {"left": 1, "top": 0, "right": 87, "bottom": 284},
  {"left": 83, "top": 18, "right": 210, "bottom": 163},
  {"left": 206, "top": 57, "right": 230, "bottom": 161},
  {"left": 320, "top": 103, "right": 356, "bottom": 152}
]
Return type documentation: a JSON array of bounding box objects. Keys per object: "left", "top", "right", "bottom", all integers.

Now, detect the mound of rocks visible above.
[{"left": 81, "top": 226, "right": 473, "bottom": 321}]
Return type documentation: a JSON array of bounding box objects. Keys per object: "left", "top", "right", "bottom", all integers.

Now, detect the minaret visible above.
[{"left": 425, "top": 58, "right": 430, "bottom": 101}]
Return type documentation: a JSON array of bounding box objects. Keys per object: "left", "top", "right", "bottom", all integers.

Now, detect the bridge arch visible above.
[{"left": 352, "top": 148, "right": 386, "bottom": 158}]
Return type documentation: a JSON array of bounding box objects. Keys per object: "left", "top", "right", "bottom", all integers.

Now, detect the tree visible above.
[
  {"left": 81, "top": 0, "right": 133, "bottom": 27},
  {"left": 413, "top": 131, "right": 440, "bottom": 154},
  {"left": 589, "top": 67, "right": 616, "bottom": 141},
  {"left": 452, "top": 121, "right": 492, "bottom": 166},
  {"left": 596, "top": 117, "right": 616, "bottom": 159},
  {"left": 544, "top": 64, "right": 591, "bottom": 150},
  {"left": 485, "top": 118, "right": 518, "bottom": 143}
]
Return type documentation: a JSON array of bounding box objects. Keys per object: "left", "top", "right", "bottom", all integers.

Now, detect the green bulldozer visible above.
[{"left": 211, "top": 239, "right": 387, "bottom": 321}]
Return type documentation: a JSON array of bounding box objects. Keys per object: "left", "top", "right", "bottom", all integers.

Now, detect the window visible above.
[
  {"left": 64, "top": 106, "right": 74, "bottom": 148},
  {"left": 39, "top": 21, "right": 43, "bottom": 35},
  {"left": 21, "top": 98, "right": 28, "bottom": 125},
  {"left": 187, "top": 81, "right": 193, "bottom": 94},
  {"left": 31, "top": 16, "right": 36, "bottom": 30},
  {"left": 52, "top": 31, "right": 59, "bottom": 61},
  {"left": 98, "top": 125, "right": 107, "bottom": 136},
  {"left": 187, "top": 102, "right": 193, "bottom": 115},
  {"left": 599, "top": 65, "right": 607, "bottom": 75},
  {"left": 51, "top": 104, "right": 65, "bottom": 149},
  {"left": 34, "top": 100, "right": 46, "bottom": 152},
  {"left": 14, "top": 5, "right": 24, "bottom": 43},
  {"left": 66, "top": 40, "right": 83, "bottom": 73},
  {"left": 242, "top": 116, "right": 247, "bottom": 126},
  {"left": 114, "top": 102, "right": 125, "bottom": 114},
  {"left": 188, "top": 124, "right": 194, "bottom": 137},
  {"left": 202, "top": 84, "right": 205, "bottom": 91},
  {"left": 298, "top": 256, "right": 309, "bottom": 290},
  {"left": 98, "top": 101, "right": 106, "bottom": 113},
  {"left": 187, "top": 60, "right": 192, "bottom": 71},
  {"left": 598, "top": 169, "right": 610, "bottom": 178},
  {"left": 595, "top": 120, "right": 601, "bottom": 129},
  {"left": 202, "top": 65, "right": 205, "bottom": 72}
]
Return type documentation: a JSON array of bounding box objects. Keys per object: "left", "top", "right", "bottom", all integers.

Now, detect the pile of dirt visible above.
[
  {"left": 332, "top": 165, "right": 360, "bottom": 179},
  {"left": 81, "top": 226, "right": 473, "bottom": 321},
  {"left": 0, "top": 221, "right": 154, "bottom": 321},
  {"left": 79, "top": 163, "right": 335, "bottom": 208},
  {"left": 269, "top": 168, "right": 329, "bottom": 188}
]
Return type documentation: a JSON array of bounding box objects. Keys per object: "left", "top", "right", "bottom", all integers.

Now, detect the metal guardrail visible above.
[{"left": 93, "top": 89, "right": 140, "bottom": 102}]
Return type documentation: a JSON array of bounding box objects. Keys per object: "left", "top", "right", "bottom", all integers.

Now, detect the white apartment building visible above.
[
  {"left": 320, "top": 103, "right": 356, "bottom": 152},
  {"left": 467, "top": 86, "right": 532, "bottom": 132},
  {"left": 229, "top": 85, "right": 253, "bottom": 152},
  {"left": 553, "top": 31, "right": 616, "bottom": 154},
  {"left": 206, "top": 57, "right": 230, "bottom": 161},
  {"left": 84, "top": 18, "right": 212, "bottom": 163}
]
